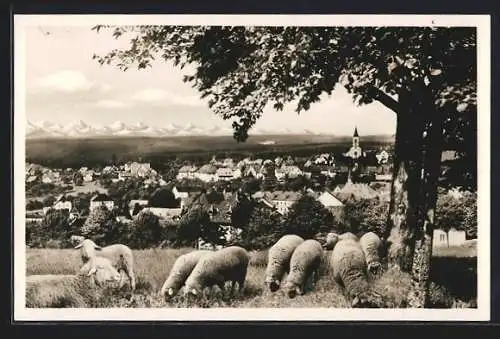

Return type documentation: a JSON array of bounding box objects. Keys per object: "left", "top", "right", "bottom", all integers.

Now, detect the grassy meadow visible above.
[{"left": 25, "top": 243, "right": 477, "bottom": 309}]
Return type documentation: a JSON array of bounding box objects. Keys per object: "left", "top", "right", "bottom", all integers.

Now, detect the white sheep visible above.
[
  {"left": 284, "top": 239, "right": 323, "bottom": 298},
  {"left": 323, "top": 232, "right": 339, "bottom": 250},
  {"left": 265, "top": 234, "right": 305, "bottom": 292},
  {"left": 359, "top": 232, "right": 384, "bottom": 276},
  {"left": 160, "top": 250, "right": 211, "bottom": 299},
  {"left": 184, "top": 246, "right": 250, "bottom": 297},
  {"left": 330, "top": 238, "right": 375, "bottom": 308},
  {"left": 338, "top": 232, "right": 359, "bottom": 242},
  {"left": 74, "top": 238, "right": 136, "bottom": 291},
  {"left": 25, "top": 261, "right": 122, "bottom": 308},
  {"left": 77, "top": 256, "right": 123, "bottom": 287}
]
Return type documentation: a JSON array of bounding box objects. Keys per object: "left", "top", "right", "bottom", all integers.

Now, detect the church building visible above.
[{"left": 344, "top": 126, "right": 366, "bottom": 160}]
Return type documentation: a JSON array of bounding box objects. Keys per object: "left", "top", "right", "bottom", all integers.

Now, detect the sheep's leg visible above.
[
  {"left": 121, "top": 265, "right": 136, "bottom": 291},
  {"left": 313, "top": 269, "right": 320, "bottom": 284},
  {"left": 238, "top": 278, "right": 245, "bottom": 293},
  {"left": 128, "top": 270, "right": 136, "bottom": 291},
  {"left": 217, "top": 282, "right": 225, "bottom": 296},
  {"left": 117, "top": 270, "right": 126, "bottom": 289},
  {"left": 230, "top": 281, "right": 237, "bottom": 295}
]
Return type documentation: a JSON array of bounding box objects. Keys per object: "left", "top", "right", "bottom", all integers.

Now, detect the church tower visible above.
[
  {"left": 343, "top": 126, "right": 363, "bottom": 160},
  {"left": 353, "top": 126, "right": 359, "bottom": 149}
]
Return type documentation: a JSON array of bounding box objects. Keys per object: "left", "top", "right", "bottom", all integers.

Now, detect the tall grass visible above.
[{"left": 25, "top": 245, "right": 477, "bottom": 309}]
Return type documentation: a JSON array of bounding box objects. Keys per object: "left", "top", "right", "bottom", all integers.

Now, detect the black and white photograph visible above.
[{"left": 14, "top": 14, "right": 490, "bottom": 321}]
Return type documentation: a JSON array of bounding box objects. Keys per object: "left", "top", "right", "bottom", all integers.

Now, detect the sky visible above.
[{"left": 24, "top": 25, "right": 397, "bottom": 136}]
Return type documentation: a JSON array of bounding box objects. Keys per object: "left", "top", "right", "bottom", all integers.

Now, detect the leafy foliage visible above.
[
  {"left": 175, "top": 204, "right": 225, "bottom": 247},
  {"left": 80, "top": 205, "right": 113, "bottom": 239},
  {"left": 93, "top": 26, "right": 475, "bottom": 145},
  {"left": 435, "top": 191, "right": 477, "bottom": 237},
  {"left": 230, "top": 191, "right": 256, "bottom": 229},
  {"left": 148, "top": 188, "right": 180, "bottom": 208},
  {"left": 282, "top": 195, "right": 333, "bottom": 239},
  {"left": 343, "top": 198, "right": 390, "bottom": 236},
  {"left": 238, "top": 205, "right": 284, "bottom": 250},
  {"left": 128, "top": 209, "right": 163, "bottom": 249},
  {"left": 26, "top": 208, "right": 79, "bottom": 248}
]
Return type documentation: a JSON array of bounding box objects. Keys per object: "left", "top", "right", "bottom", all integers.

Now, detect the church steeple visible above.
[{"left": 353, "top": 126, "right": 359, "bottom": 138}]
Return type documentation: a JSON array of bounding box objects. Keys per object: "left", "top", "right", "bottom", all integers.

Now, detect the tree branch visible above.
[{"left": 369, "top": 86, "right": 400, "bottom": 114}]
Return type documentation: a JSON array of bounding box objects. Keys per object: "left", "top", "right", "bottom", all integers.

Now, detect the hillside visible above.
[{"left": 25, "top": 134, "right": 395, "bottom": 168}]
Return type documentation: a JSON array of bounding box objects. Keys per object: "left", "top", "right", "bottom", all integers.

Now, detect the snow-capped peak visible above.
[{"left": 24, "top": 119, "right": 313, "bottom": 139}]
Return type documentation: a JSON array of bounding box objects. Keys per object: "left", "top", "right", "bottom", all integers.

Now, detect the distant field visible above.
[
  {"left": 25, "top": 243, "right": 476, "bottom": 309},
  {"left": 25, "top": 134, "right": 395, "bottom": 167}
]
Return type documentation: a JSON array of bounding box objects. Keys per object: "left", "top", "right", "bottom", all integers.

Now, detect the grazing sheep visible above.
[
  {"left": 330, "top": 238, "right": 376, "bottom": 308},
  {"left": 359, "top": 232, "right": 384, "bottom": 276},
  {"left": 265, "top": 234, "right": 305, "bottom": 292},
  {"left": 284, "top": 239, "right": 323, "bottom": 298},
  {"left": 160, "top": 250, "right": 211, "bottom": 299},
  {"left": 338, "top": 232, "right": 358, "bottom": 242},
  {"left": 323, "top": 232, "right": 339, "bottom": 250},
  {"left": 74, "top": 238, "right": 136, "bottom": 291},
  {"left": 184, "top": 246, "right": 250, "bottom": 297},
  {"left": 25, "top": 263, "right": 121, "bottom": 308}
]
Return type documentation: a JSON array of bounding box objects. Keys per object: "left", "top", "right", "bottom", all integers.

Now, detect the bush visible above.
[
  {"left": 343, "top": 198, "right": 389, "bottom": 236},
  {"left": 282, "top": 195, "right": 334, "bottom": 239},
  {"left": 128, "top": 210, "right": 163, "bottom": 249},
  {"left": 435, "top": 190, "right": 477, "bottom": 238},
  {"left": 236, "top": 207, "right": 283, "bottom": 250},
  {"left": 26, "top": 199, "right": 44, "bottom": 210}
]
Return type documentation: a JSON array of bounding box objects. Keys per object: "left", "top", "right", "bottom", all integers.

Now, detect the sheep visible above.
[
  {"left": 183, "top": 246, "right": 250, "bottom": 297},
  {"left": 338, "top": 232, "right": 359, "bottom": 242},
  {"left": 25, "top": 261, "right": 122, "bottom": 308},
  {"left": 330, "top": 238, "right": 377, "bottom": 308},
  {"left": 70, "top": 235, "right": 85, "bottom": 246},
  {"left": 265, "top": 234, "right": 305, "bottom": 292},
  {"left": 359, "top": 232, "right": 384, "bottom": 276},
  {"left": 323, "top": 232, "right": 339, "bottom": 250},
  {"left": 77, "top": 256, "right": 123, "bottom": 287},
  {"left": 160, "top": 250, "right": 211, "bottom": 299},
  {"left": 74, "top": 238, "right": 136, "bottom": 291},
  {"left": 284, "top": 239, "right": 323, "bottom": 298}
]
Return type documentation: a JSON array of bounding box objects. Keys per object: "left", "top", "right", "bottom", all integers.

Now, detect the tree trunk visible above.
[
  {"left": 384, "top": 89, "right": 426, "bottom": 272},
  {"left": 406, "top": 88, "right": 444, "bottom": 308},
  {"left": 384, "top": 83, "right": 444, "bottom": 307}
]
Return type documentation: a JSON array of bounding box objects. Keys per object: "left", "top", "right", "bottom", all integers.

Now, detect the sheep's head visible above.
[
  {"left": 75, "top": 239, "right": 102, "bottom": 260},
  {"left": 160, "top": 284, "right": 179, "bottom": 300},
  {"left": 86, "top": 264, "right": 121, "bottom": 287},
  {"left": 351, "top": 291, "right": 381, "bottom": 308},
  {"left": 284, "top": 283, "right": 302, "bottom": 299},
  {"left": 367, "top": 262, "right": 382, "bottom": 276},
  {"left": 183, "top": 284, "right": 200, "bottom": 297},
  {"left": 323, "top": 232, "right": 339, "bottom": 250},
  {"left": 265, "top": 277, "right": 281, "bottom": 292},
  {"left": 70, "top": 235, "right": 85, "bottom": 247}
]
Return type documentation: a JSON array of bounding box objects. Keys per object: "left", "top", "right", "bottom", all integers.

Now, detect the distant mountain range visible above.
[{"left": 25, "top": 120, "right": 336, "bottom": 139}]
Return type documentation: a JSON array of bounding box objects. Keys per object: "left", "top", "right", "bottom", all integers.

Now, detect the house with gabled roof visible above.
[
  {"left": 53, "top": 194, "right": 72, "bottom": 212},
  {"left": 216, "top": 167, "right": 234, "bottom": 181},
  {"left": 90, "top": 193, "right": 114, "bottom": 212},
  {"left": 259, "top": 190, "right": 302, "bottom": 215},
  {"left": 128, "top": 199, "right": 149, "bottom": 217},
  {"left": 195, "top": 164, "right": 218, "bottom": 182},
  {"left": 176, "top": 165, "right": 198, "bottom": 180},
  {"left": 317, "top": 189, "right": 345, "bottom": 221},
  {"left": 333, "top": 176, "right": 379, "bottom": 202}
]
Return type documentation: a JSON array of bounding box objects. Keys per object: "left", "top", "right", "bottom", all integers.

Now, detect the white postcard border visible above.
[{"left": 13, "top": 14, "right": 491, "bottom": 322}]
